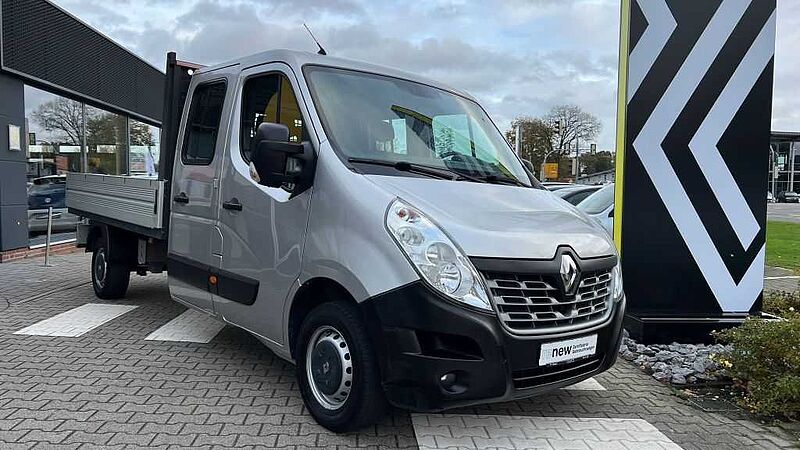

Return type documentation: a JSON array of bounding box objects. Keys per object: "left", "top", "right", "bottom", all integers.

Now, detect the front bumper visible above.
[{"left": 359, "top": 281, "right": 625, "bottom": 411}]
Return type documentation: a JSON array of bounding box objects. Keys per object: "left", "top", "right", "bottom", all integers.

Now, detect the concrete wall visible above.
[{"left": 0, "top": 73, "right": 28, "bottom": 251}]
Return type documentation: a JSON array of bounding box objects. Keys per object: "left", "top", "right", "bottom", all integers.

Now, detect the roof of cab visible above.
[{"left": 195, "top": 49, "right": 476, "bottom": 101}]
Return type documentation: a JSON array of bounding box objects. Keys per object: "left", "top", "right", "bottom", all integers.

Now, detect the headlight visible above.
[
  {"left": 386, "top": 198, "right": 492, "bottom": 311},
  {"left": 610, "top": 263, "right": 623, "bottom": 301}
]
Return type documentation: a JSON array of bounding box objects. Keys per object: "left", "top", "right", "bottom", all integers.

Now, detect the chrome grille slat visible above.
[{"left": 484, "top": 268, "right": 614, "bottom": 335}]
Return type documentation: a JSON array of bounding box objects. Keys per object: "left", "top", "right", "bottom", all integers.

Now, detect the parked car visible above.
[
  {"left": 577, "top": 183, "right": 615, "bottom": 236},
  {"left": 27, "top": 177, "right": 79, "bottom": 233},
  {"left": 777, "top": 191, "right": 799, "bottom": 203},
  {"left": 31, "top": 174, "right": 67, "bottom": 186},
  {"left": 67, "top": 50, "right": 625, "bottom": 432},
  {"left": 767, "top": 191, "right": 775, "bottom": 203},
  {"left": 554, "top": 185, "right": 603, "bottom": 205}
]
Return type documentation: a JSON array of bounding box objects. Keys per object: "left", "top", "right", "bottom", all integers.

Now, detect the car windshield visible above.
[
  {"left": 577, "top": 184, "right": 614, "bottom": 214},
  {"left": 28, "top": 184, "right": 64, "bottom": 196},
  {"left": 305, "top": 66, "right": 532, "bottom": 186}
]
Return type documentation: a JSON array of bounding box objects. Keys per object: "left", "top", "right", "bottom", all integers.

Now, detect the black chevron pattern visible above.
[{"left": 619, "top": 0, "right": 776, "bottom": 317}]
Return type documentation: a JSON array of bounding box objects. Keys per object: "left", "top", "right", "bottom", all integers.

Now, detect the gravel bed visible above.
[{"left": 618, "top": 330, "right": 731, "bottom": 385}]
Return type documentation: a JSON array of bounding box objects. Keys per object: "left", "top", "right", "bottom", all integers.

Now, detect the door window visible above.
[
  {"left": 182, "top": 81, "right": 227, "bottom": 165},
  {"left": 241, "top": 73, "right": 308, "bottom": 162}
]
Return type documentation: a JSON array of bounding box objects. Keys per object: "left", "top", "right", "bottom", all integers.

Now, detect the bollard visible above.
[{"left": 44, "top": 206, "right": 53, "bottom": 267}]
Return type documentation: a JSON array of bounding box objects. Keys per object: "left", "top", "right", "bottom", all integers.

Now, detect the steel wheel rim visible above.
[
  {"left": 95, "top": 248, "right": 107, "bottom": 288},
  {"left": 305, "top": 325, "right": 353, "bottom": 410}
]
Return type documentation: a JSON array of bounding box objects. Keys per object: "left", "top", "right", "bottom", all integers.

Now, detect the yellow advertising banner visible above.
[{"left": 544, "top": 163, "right": 559, "bottom": 180}]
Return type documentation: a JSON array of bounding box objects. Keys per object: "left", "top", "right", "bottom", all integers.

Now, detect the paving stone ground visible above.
[
  {"left": 765, "top": 266, "right": 800, "bottom": 293},
  {"left": 0, "top": 252, "right": 796, "bottom": 449}
]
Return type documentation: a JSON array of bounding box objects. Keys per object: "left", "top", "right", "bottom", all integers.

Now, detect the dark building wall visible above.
[
  {"left": 1, "top": 0, "right": 164, "bottom": 125},
  {"left": 0, "top": 0, "right": 166, "bottom": 253},
  {"left": 0, "top": 73, "right": 28, "bottom": 251}
]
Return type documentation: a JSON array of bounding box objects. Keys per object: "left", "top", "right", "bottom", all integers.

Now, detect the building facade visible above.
[
  {"left": 0, "top": 0, "right": 163, "bottom": 257},
  {"left": 576, "top": 131, "right": 798, "bottom": 194},
  {"left": 769, "top": 131, "right": 799, "bottom": 197}
]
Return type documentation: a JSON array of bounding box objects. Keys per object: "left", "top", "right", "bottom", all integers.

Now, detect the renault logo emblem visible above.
[{"left": 560, "top": 254, "right": 579, "bottom": 295}]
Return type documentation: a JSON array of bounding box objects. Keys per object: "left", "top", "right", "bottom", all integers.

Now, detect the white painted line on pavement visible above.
[
  {"left": 562, "top": 377, "right": 606, "bottom": 391},
  {"left": 14, "top": 303, "right": 138, "bottom": 337},
  {"left": 145, "top": 308, "right": 225, "bottom": 343},
  {"left": 764, "top": 276, "right": 800, "bottom": 280},
  {"left": 412, "top": 414, "right": 683, "bottom": 449}
]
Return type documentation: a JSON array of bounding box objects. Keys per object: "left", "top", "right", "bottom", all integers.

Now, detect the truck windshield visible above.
[{"left": 305, "top": 66, "right": 533, "bottom": 187}]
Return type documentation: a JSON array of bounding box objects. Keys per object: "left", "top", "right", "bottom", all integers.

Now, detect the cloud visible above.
[{"left": 49, "top": 0, "right": 799, "bottom": 150}]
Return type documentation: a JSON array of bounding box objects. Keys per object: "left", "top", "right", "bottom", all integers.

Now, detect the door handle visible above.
[
  {"left": 173, "top": 192, "right": 189, "bottom": 204},
  {"left": 222, "top": 198, "right": 243, "bottom": 211}
]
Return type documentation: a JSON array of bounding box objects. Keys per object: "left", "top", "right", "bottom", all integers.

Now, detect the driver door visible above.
[{"left": 213, "top": 65, "right": 314, "bottom": 344}]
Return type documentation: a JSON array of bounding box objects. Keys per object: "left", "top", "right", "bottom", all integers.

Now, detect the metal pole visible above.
[
  {"left": 81, "top": 103, "right": 88, "bottom": 172},
  {"left": 125, "top": 115, "right": 131, "bottom": 175},
  {"left": 44, "top": 206, "right": 53, "bottom": 267},
  {"left": 769, "top": 148, "right": 774, "bottom": 198},
  {"left": 540, "top": 156, "right": 546, "bottom": 181},
  {"left": 770, "top": 146, "right": 778, "bottom": 198},
  {"left": 540, "top": 149, "right": 552, "bottom": 181},
  {"left": 515, "top": 125, "right": 522, "bottom": 156},
  {"left": 575, "top": 136, "right": 580, "bottom": 180},
  {"left": 790, "top": 142, "right": 796, "bottom": 193}
]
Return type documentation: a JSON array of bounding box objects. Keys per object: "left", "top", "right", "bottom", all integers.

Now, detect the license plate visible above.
[{"left": 539, "top": 334, "right": 597, "bottom": 366}]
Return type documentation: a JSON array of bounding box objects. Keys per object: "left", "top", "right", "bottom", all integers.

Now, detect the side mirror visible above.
[{"left": 251, "top": 123, "right": 315, "bottom": 193}]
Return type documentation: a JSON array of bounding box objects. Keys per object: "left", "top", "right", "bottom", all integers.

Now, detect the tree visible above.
[
  {"left": 130, "top": 122, "right": 156, "bottom": 147},
  {"left": 507, "top": 104, "right": 602, "bottom": 180},
  {"left": 505, "top": 117, "right": 554, "bottom": 172},
  {"left": 31, "top": 98, "right": 84, "bottom": 145},
  {"left": 579, "top": 150, "right": 614, "bottom": 175},
  {"left": 544, "top": 104, "right": 602, "bottom": 154},
  {"left": 31, "top": 99, "right": 155, "bottom": 147}
]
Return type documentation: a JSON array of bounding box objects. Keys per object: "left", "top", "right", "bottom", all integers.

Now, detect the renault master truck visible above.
[{"left": 66, "top": 50, "right": 625, "bottom": 431}]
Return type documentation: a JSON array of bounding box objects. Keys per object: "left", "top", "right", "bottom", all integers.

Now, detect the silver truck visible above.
[{"left": 67, "top": 50, "right": 625, "bottom": 431}]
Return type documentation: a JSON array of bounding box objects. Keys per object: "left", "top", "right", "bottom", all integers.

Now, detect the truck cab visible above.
[{"left": 68, "top": 49, "right": 625, "bottom": 432}]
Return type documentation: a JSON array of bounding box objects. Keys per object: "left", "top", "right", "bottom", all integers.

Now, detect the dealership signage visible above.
[{"left": 614, "top": 0, "right": 776, "bottom": 340}]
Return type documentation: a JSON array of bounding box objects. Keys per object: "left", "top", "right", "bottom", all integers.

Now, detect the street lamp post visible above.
[{"left": 540, "top": 147, "right": 558, "bottom": 181}]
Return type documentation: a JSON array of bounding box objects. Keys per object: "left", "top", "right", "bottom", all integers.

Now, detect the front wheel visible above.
[
  {"left": 91, "top": 243, "right": 130, "bottom": 299},
  {"left": 296, "top": 301, "right": 386, "bottom": 432}
]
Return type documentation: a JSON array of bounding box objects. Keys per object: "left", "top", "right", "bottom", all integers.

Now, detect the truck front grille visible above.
[{"left": 483, "top": 269, "right": 613, "bottom": 334}]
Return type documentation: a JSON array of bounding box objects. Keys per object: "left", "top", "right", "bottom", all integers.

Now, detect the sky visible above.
[{"left": 45, "top": 0, "right": 800, "bottom": 151}]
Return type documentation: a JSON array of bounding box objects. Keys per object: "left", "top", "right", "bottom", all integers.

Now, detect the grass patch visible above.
[{"left": 766, "top": 221, "right": 800, "bottom": 273}]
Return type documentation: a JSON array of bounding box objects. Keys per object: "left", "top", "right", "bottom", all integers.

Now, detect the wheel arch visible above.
[{"left": 286, "top": 277, "right": 359, "bottom": 360}]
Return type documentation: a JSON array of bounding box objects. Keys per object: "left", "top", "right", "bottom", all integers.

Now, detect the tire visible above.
[
  {"left": 91, "top": 242, "right": 130, "bottom": 299},
  {"left": 296, "top": 301, "right": 387, "bottom": 432}
]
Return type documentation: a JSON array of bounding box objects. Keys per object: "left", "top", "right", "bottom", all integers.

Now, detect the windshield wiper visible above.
[
  {"left": 348, "top": 157, "right": 486, "bottom": 183},
  {"left": 477, "top": 174, "right": 528, "bottom": 187}
]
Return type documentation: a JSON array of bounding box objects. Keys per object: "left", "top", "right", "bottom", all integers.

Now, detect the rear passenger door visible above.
[{"left": 168, "top": 79, "right": 229, "bottom": 314}]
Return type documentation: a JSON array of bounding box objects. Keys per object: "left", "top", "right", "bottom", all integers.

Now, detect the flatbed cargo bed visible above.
[{"left": 66, "top": 172, "right": 166, "bottom": 239}]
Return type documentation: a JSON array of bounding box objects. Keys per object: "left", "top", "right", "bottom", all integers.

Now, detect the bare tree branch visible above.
[
  {"left": 31, "top": 98, "right": 84, "bottom": 145},
  {"left": 507, "top": 104, "right": 602, "bottom": 180}
]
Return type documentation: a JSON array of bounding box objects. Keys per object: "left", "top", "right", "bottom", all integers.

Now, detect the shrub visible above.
[
  {"left": 714, "top": 315, "right": 800, "bottom": 419},
  {"left": 763, "top": 291, "right": 800, "bottom": 317}
]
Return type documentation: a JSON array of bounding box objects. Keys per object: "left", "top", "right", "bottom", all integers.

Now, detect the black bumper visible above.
[{"left": 360, "top": 281, "right": 626, "bottom": 411}]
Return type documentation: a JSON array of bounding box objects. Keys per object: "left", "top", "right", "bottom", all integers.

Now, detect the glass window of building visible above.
[
  {"left": 130, "top": 119, "right": 161, "bottom": 177},
  {"left": 769, "top": 133, "right": 800, "bottom": 196},
  {"left": 86, "top": 105, "right": 128, "bottom": 175},
  {"left": 24, "top": 85, "right": 85, "bottom": 179}
]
